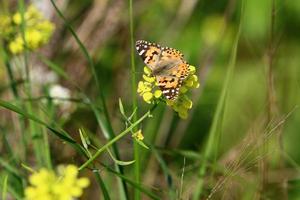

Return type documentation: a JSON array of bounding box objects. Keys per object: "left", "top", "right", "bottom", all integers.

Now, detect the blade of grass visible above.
[
  {"left": 18, "top": 0, "right": 46, "bottom": 167},
  {"left": 101, "top": 164, "right": 161, "bottom": 200},
  {"left": 128, "top": 0, "right": 140, "bottom": 199},
  {"left": 1, "top": 130, "right": 19, "bottom": 166},
  {"left": 152, "top": 147, "right": 176, "bottom": 199},
  {"left": 1, "top": 175, "right": 8, "bottom": 200},
  {"left": 93, "top": 172, "right": 111, "bottom": 200},
  {"left": 0, "top": 175, "right": 22, "bottom": 200},
  {"left": 192, "top": 1, "right": 244, "bottom": 199},
  {"left": 0, "top": 157, "right": 22, "bottom": 177},
  {"left": 1, "top": 50, "right": 19, "bottom": 98},
  {"left": 1, "top": 38, "right": 27, "bottom": 162},
  {"left": 49, "top": 1, "right": 129, "bottom": 198}
]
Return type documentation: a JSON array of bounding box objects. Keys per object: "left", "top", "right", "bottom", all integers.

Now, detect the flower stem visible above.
[
  {"left": 128, "top": 0, "right": 141, "bottom": 199},
  {"left": 78, "top": 110, "right": 151, "bottom": 171}
]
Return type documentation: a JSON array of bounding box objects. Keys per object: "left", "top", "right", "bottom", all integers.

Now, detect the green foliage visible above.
[{"left": 0, "top": 0, "right": 300, "bottom": 199}]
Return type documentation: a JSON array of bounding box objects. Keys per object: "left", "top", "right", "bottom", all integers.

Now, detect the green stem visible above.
[
  {"left": 78, "top": 110, "right": 151, "bottom": 171},
  {"left": 2, "top": 49, "right": 27, "bottom": 161},
  {"left": 128, "top": 0, "right": 140, "bottom": 199},
  {"left": 18, "top": 0, "right": 44, "bottom": 167}
]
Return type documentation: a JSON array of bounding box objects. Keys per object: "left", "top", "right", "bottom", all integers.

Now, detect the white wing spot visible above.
[{"left": 139, "top": 49, "right": 145, "bottom": 55}]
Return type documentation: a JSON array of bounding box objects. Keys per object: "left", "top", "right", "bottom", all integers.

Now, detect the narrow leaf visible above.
[
  {"left": 100, "top": 164, "right": 161, "bottom": 200},
  {"left": 135, "top": 139, "right": 149, "bottom": 150},
  {"left": 119, "top": 98, "right": 126, "bottom": 116},
  {"left": 79, "top": 129, "right": 89, "bottom": 149},
  {"left": 21, "top": 163, "right": 35, "bottom": 173},
  {"left": 1, "top": 175, "right": 8, "bottom": 200},
  {"left": 107, "top": 149, "right": 135, "bottom": 166}
]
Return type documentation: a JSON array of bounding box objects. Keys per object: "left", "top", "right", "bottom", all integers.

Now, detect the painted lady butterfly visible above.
[{"left": 136, "top": 40, "right": 190, "bottom": 100}]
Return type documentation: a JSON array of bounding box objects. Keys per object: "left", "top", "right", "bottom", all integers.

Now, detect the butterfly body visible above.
[{"left": 136, "top": 40, "right": 190, "bottom": 100}]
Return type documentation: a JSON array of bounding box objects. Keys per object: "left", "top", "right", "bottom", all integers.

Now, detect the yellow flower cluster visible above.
[
  {"left": 137, "top": 66, "right": 163, "bottom": 103},
  {"left": 137, "top": 65, "right": 199, "bottom": 119},
  {"left": 0, "top": 5, "right": 55, "bottom": 54},
  {"left": 25, "top": 165, "right": 90, "bottom": 200}
]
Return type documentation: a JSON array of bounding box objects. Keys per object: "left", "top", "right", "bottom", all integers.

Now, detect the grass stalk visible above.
[
  {"left": 192, "top": 1, "right": 244, "bottom": 199},
  {"left": 103, "top": 164, "right": 161, "bottom": 200},
  {"left": 1, "top": 175, "right": 8, "bottom": 200},
  {"left": 1, "top": 47, "right": 27, "bottom": 161},
  {"left": 261, "top": 0, "right": 277, "bottom": 195},
  {"left": 128, "top": 0, "right": 141, "bottom": 199},
  {"left": 18, "top": 0, "right": 46, "bottom": 167}
]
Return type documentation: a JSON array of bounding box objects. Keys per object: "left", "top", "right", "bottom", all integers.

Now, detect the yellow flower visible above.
[
  {"left": 12, "top": 13, "right": 22, "bottom": 25},
  {"left": 26, "top": 5, "right": 42, "bottom": 21},
  {"left": 137, "top": 81, "right": 151, "bottom": 93},
  {"left": 25, "top": 165, "right": 90, "bottom": 200},
  {"left": 132, "top": 130, "right": 144, "bottom": 141},
  {"left": 9, "top": 36, "right": 24, "bottom": 54},
  {"left": 154, "top": 90, "right": 162, "bottom": 98},
  {"left": 36, "top": 21, "right": 55, "bottom": 43},
  {"left": 0, "top": 15, "right": 13, "bottom": 37},
  {"left": 137, "top": 65, "right": 200, "bottom": 119},
  {"left": 25, "top": 29, "right": 43, "bottom": 49},
  {"left": 142, "top": 92, "right": 153, "bottom": 103}
]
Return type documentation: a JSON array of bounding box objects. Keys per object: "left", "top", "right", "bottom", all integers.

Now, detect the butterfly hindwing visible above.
[{"left": 156, "top": 75, "right": 181, "bottom": 100}]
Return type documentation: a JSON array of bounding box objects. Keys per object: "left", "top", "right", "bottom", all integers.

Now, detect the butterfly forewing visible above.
[{"left": 136, "top": 40, "right": 161, "bottom": 70}]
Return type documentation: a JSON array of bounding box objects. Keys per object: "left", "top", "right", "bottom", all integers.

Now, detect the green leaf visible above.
[
  {"left": 119, "top": 98, "right": 126, "bottom": 117},
  {"left": 101, "top": 164, "right": 161, "bottom": 200},
  {"left": 128, "top": 107, "right": 138, "bottom": 122},
  {"left": 135, "top": 139, "right": 149, "bottom": 150},
  {"left": 21, "top": 163, "right": 35, "bottom": 173},
  {"left": 79, "top": 129, "right": 90, "bottom": 150},
  {"left": 0, "top": 100, "right": 46, "bottom": 126},
  {"left": 1, "top": 175, "right": 8, "bottom": 200},
  {"left": 107, "top": 148, "right": 135, "bottom": 166},
  {"left": 0, "top": 157, "right": 22, "bottom": 177}
]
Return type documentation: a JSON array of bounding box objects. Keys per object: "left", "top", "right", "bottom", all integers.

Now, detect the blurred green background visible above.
[{"left": 1, "top": 0, "right": 300, "bottom": 199}]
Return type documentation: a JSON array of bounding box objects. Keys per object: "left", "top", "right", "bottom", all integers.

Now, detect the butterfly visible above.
[{"left": 135, "top": 40, "right": 190, "bottom": 100}]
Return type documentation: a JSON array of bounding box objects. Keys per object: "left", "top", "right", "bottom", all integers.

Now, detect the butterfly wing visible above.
[
  {"left": 135, "top": 40, "right": 162, "bottom": 70},
  {"left": 156, "top": 75, "right": 181, "bottom": 100},
  {"left": 158, "top": 47, "right": 190, "bottom": 80},
  {"left": 155, "top": 62, "right": 189, "bottom": 100}
]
